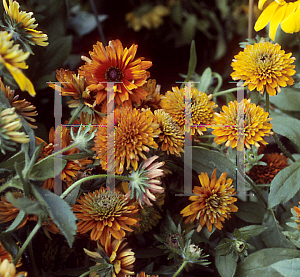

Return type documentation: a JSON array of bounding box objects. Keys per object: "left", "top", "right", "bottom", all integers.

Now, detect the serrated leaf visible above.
[
  {"left": 235, "top": 201, "right": 265, "bottom": 223},
  {"left": 268, "top": 158, "right": 300, "bottom": 208},
  {"left": 215, "top": 250, "right": 237, "bottom": 277},
  {"left": 198, "top": 67, "right": 212, "bottom": 92},
  {"left": 270, "top": 258, "right": 300, "bottom": 277},
  {"left": 272, "top": 116, "right": 300, "bottom": 148},
  {"left": 238, "top": 225, "right": 267, "bottom": 237},
  {"left": 236, "top": 248, "right": 300, "bottom": 277},
  {"left": 269, "top": 88, "right": 300, "bottom": 111},
  {"left": 261, "top": 209, "right": 295, "bottom": 249},
  {"left": 27, "top": 156, "right": 67, "bottom": 181},
  {"left": 31, "top": 186, "right": 77, "bottom": 247}
]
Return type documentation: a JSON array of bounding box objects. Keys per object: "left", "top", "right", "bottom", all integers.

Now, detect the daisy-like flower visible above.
[
  {"left": 85, "top": 237, "right": 135, "bottom": 277},
  {"left": 212, "top": 99, "right": 273, "bottom": 151},
  {"left": 1, "top": 79, "right": 37, "bottom": 128},
  {"left": 160, "top": 87, "right": 217, "bottom": 135},
  {"left": 154, "top": 109, "right": 184, "bottom": 156},
  {"left": 73, "top": 187, "right": 139, "bottom": 246},
  {"left": 135, "top": 79, "right": 161, "bottom": 110},
  {"left": 181, "top": 169, "right": 238, "bottom": 232},
  {"left": 126, "top": 4, "right": 170, "bottom": 31},
  {"left": 0, "top": 107, "right": 29, "bottom": 154},
  {"left": 0, "top": 31, "right": 35, "bottom": 96},
  {"left": 136, "top": 272, "right": 159, "bottom": 277},
  {"left": 254, "top": 0, "right": 300, "bottom": 41},
  {"left": 231, "top": 41, "right": 296, "bottom": 96},
  {"left": 247, "top": 152, "right": 289, "bottom": 184},
  {"left": 0, "top": 191, "right": 59, "bottom": 234},
  {"left": 293, "top": 202, "right": 300, "bottom": 229},
  {"left": 125, "top": 155, "right": 165, "bottom": 207},
  {"left": 94, "top": 106, "right": 159, "bottom": 174},
  {"left": 79, "top": 39, "right": 152, "bottom": 106},
  {"left": 0, "top": 259, "right": 27, "bottom": 277},
  {"left": 3, "top": 0, "right": 48, "bottom": 47},
  {"left": 37, "top": 126, "right": 92, "bottom": 191}
]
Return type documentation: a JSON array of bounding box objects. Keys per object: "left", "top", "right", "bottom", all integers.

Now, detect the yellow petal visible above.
[
  {"left": 269, "top": 4, "right": 287, "bottom": 40},
  {"left": 258, "top": 0, "right": 268, "bottom": 10},
  {"left": 5, "top": 62, "right": 36, "bottom": 96},
  {"left": 254, "top": 2, "right": 279, "bottom": 32},
  {"left": 281, "top": 5, "right": 300, "bottom": 33}
]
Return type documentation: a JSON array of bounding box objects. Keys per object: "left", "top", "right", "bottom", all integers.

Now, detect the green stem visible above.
[
  {"left": 272, "top": 133, "right": 296, "bottom": 162},
  {"left": 265, "top": 93, "right": 270, "bottom": 114},
  {"left": 13, "top": 221, "right": 42, "bottom": 265},
  {"left": 68, "top": 101, "right": 85, "bottom": 125},
  {"left": 212, "top": 87, "right": 246, "bottom": 97},
  {"left": 244, "top": 175, "right": 268, "bottom": 208},
  {"left": 60, "top": 174, "right": 133, "bottom": 199},
  {"left": 79, "top": 264, "right": 112, "bottom": 277},
  {"left": 173, "top": 261, "right": 187, "bottom": 277}
]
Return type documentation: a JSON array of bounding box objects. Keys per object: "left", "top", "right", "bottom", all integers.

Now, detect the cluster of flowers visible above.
[{"left": 1, "top": 0, "right": 300, "bottom": 276}]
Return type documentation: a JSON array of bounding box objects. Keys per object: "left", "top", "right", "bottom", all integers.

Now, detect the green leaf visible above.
[
  {"left": 235, "top": 201, "right": 265, "bottom": 223},
  {"left": 64, "top": 183, "right": 80, "bottom": 206},
  {"left": 284, "top": 231, "right": 300, "bottom": 248},
  {"left": 272, "top": 116, "right": 300, "bottom": 148},
  {"left": 62, "top": 152, "right": 93, "bottom": 160},
  {"left": 215, "top": 251, "right": 237, "bottom": 277},
  {"left": 261, "top": 209, "right": 295, "bottom": 249},
  {"left": 184, "top": 40, "right": 197, "bottom": 83},
  {"left": 191, "top": 146, "right": 237, "bottom": 185},
  {"left": 181, "top": 14, "right": 197, "bottom": 45},
  {"left": 269, "top": 88, "right": 300, "bottom": 111},
  {"left": 236, "top": 248, "right": 300, "bottom": 277},
  {"left": 27, "top": 156, "right": 67, "bottom": 181},
  {"left": 238, "top": 225, "right": 267, "bottom": 238},
  {"left": 198, "top": 67, "right": 212, "bottom": 92},
  {"left": 268, "top": 158, "right": 300, "bottom": 208},
  {"left": 0, "top": 150, "right": 25, "bottom": 171},
  {"left": 0, "top": 210, "right": 26, "bottom": 235},
  {"left": 31, "top": 186, "right": 77, "bottom": 247},
  {"left": 271, "top": 258, "right": 300, "bottom": 277}
]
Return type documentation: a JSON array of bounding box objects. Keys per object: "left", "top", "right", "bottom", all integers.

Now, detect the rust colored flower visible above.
[
  {"left": 94, "top": 106, "right": 159, "bottom": 174},
  {"left": 181, "top": 169, "right": 238, "bottom": 232},
  {"left": 0, "top": 191, "right": 59, "bottom": 234},
  {"left": 79, "top": 39, "right": 152, "bottom": 107},
  {"left": 231, "top": 41, "right": 296, "bottom": 96},
  {"left": 154, "top": 109, "right": 184, "bottom": 156},
  {"left": 247, "top": 153, "right": 289, "bottom": 184},
  {"left": 0, "top": 259, "right": 27, "bottom": 277},
  {"left": 135, "top": 79, "right": 161, "bottom": 110},
  {"left": 73, "top": 187, "right": 139, "bottom": 246},
  {"left": 85, "top": 237, "right": 135, "bottom": 277},
  {"left": 160, "top": 86, "right": 216, "bottom": 135},
  {"left": 1, "top": 79, "right": 37, "bottom": 128},
  {"left": 212, "top": 99, "right": 273, "bottom": 151}
]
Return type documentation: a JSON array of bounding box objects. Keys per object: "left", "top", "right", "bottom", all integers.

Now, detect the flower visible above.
[
  {"left": 1, "top": 79, "right": 37, "bottom": 128},
  {"left": 180, "top": 169, "right": 238, "bottom": 232},
  {"left": 135, "top": 79, "right": 161, "bottom": 110},
  {"left": 293, "top": 202, "right": 300, "bottom": 229},
  {"left": 0, "top": 259, "right": 27, "bottom": 277},
  {"left": 0, "top": 191, "right": 59, "bottom": 234},
  {"left": 125, "top": 156, "right": 165, "bottom": 207},
  {"left": 0, "top": 243, "right": 22, "bottom": 268},
  {"left": 160, "top": 87, "right": 216, "bottom": 135},
  {"left": 37, "top": 126, "right": 92, "bottom": 190},
  {"left": 0, "top": 107, "right": 29, "bottom": 154},
  {"left": 126, "top": 4, "right": 170, "bottom": 31},
  {"left": 231, "top": 41, "right": 296, "bottom": 96},
  {"left": 134, "top": 192, "right": 164, "bottom": 233},
  {"left": 247, "top": 152, "right": 289, "bottom": 184},
  {"left": 79, "top": 39, "right": 152, "bottom": 106},
  {"left": 0, "top": 31, "right": 35, "bottom": 96},
  {"left": 212, "top": 99, "right": 273, "bottom": 151},
  {"left": 84, "top": 237, "right": 135, "bottom": 277},
  {"left": 94, "top": 107, "right": 159, "bottom": 174},
  {"left": 136, "top": 272, "right": 159, "bottom": 277},
  {"left": 254, "top": 0, "right": 300, "bottom": 41},
  {"left": 3, "top": 0, "right": 48, "bottom": 47},
  {"left": 154, "top": 109, "right": 184, "bottom": 156},
  {"left": 73, "top": 187, "right": 139, "bottom": 246}
]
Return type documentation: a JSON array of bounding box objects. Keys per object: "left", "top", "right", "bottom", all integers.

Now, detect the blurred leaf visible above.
[
  {"left": 268, "top": 158, "right": 300, "bottom": 208},
  {"left": 181, "top": 14, "right": 197, "bottom": 44},
  {"left": 235, "top": 201, "right": 265, "bottom": 223},
  {"left": 261, "top": 209, "right": 295, "bottom": 249},
  {"left": 236, "top": 248, "right": 300, "bottom": 277},
  {"left": 170, "top": 3, "right": 182, "bottom": 25},
  {"left": 269, "top": 88, "right": 300, "bottom": 111},
  {"left": 238, "top": 225, "right": 267, "bottom": 237},
  {"left": 270, "top": 258, "right": 300, "bottom": 277},
  {"left": 198, "top": 67, "right": 212, "bottom": 92},
  {"left": 215, "top": 250, "right": 237, "bottom": 277},
  {"left": 32, "top": 186, "right": 77, "bottom": 247},
  {"left": 272, "top": 116, "right": 300, "bottom": 148}
]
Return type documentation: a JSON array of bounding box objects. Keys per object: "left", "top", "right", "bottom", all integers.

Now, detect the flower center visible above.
[
  {"left": 105, "top": 66, "right": 123, "bottom": 82},
  {"left": 207, "top": 194, "right": 221, "bottom": 208}
]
